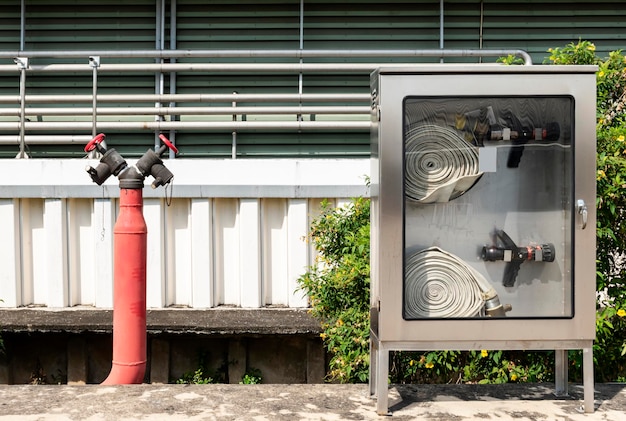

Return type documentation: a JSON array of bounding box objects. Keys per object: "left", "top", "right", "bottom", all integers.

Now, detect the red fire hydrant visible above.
[{"left": 85, "top": 133, "right": 178, "bottom": 384}]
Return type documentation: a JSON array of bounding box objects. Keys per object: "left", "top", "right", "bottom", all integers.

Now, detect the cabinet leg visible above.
[
  {"left": 376, "top": 343, "right": 389, "bottom": 415},
  {"left": 369, "top": 337, "right": 377, "bottom": 397},
  {"left": 583, "top": 347, "right": 595, "bottom": 413},
  {"left": 554, "top": 349, "right": 568, "bottom": 396}
]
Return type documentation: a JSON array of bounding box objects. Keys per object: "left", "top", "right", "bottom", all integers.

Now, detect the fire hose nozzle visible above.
[
  {"left": 483, "top": 288, "right": 512, "bottom": 317},
  {"left": 481, "top": 229, "right": 556, "bottom": 287}
]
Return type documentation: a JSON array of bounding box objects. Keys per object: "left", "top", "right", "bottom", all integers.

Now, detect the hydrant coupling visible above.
[
  {"left": 135, "top": 149, "right": 174, "bottom": 189},
  {"left": 84, "top": 134, "right": 128, "bottom": 186}
]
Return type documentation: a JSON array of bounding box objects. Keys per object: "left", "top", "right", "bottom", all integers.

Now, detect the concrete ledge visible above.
[
  {"left": 0, "top": 158, "right": 370, "bottom": 198},
  {"left": 0, "top": 308, "right": 322, "bottom": 336}
]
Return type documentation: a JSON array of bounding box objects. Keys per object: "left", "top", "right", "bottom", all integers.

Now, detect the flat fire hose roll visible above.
[
  {"left": 404, "top": 247, "right": 494, "bottom": 319},
  {"left": 405, "top": 124, "right": 483, "bottom": 203}
]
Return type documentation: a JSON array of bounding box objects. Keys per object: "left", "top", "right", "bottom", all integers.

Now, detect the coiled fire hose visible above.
[
  {"left": 405, "top": 124, "right": 483, "bottom": 203},
  {"left": 404, "top": 247, "right": 509, "bottom": 318}
]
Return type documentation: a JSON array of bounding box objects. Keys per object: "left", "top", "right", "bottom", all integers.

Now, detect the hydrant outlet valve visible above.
[
  {"left": 85, "top": 133, "right": 128, "bottom": 186},
  {"left": 84, "top": 133, "right": 177, "bottom": 188}
]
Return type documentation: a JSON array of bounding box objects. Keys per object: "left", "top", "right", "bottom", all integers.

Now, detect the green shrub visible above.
[
  {"left": 596, "top": 51, "right": 626, "bottom": 128},
  {"left": 390, "top": 350, "right": 553, "bottom": 385},
  {"left": 174, "top": 350, "right": 226, "bottom": 384},
  {"left": 544, "top": 39, "right": 599, "bottom": 65},
  {"left": 298, "top": 197, "right": 371, "bottom": 383},
  {"left": 545, "top": 40, "right": 626, "bottom": 381},
  {"left": 240, "top": 368, "right": 263, "bottom": 384},
  {"left": 300, "top": 41, "right": 626, "bottom": 384},
  {"left": 176, "top": 368, "right": 214, "bottom": 385}
]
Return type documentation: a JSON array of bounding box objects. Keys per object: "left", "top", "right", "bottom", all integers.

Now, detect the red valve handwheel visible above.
[
  {"left": 159, "top": 133, "right": 179, "bottom": 154},
  {"left": 84, "top": 133, "right": 106, "bottom": 153}
]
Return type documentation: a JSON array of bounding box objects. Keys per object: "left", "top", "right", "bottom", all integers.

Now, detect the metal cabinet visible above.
[{"left": 369, "top": 65, "right": 597, "bottom": 414}]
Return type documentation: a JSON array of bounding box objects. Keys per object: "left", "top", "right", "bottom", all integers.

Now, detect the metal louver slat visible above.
[{"left": 1, "top": 1, "right": 626, "bottom": 158}]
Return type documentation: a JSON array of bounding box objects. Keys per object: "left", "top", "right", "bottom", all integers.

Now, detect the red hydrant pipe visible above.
[
  {"left": 102, "top": 188, "right": 148, "bottom": 384},
  {"left": 85, "top": 132, "right": 176, "bottom": 385}
]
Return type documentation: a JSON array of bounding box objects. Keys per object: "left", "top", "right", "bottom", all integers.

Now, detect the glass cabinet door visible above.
[{"left": 402, "top": 96, "right": 574, "bottom": 320}]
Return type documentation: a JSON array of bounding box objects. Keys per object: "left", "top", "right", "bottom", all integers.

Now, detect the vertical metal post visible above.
[
  {"left": 89, "top": 56, "right": 100, "bottom": 139},
  {"left": 20, "top": 0, "right": 25, "bottom": 50},
  {"left": 155, "top": 0, "right": 165, "bottom": 151},
  {"left": 232, "top": 92, "right": 237, "bottom": 159},
  {"left": 298, "top": 0, "right": 304, "bottom": 122},
  {"left": 168, "top": 0, "right": 177, "bottom": 160},
  {"left": 169, "top": 0, "right": 180, "bottom": 159},
  {"left": 439, "top": 0, "right": 444, "bottom": 63},
  {"left": 14, "top": 57, "right": 28, "bottom": 159}
]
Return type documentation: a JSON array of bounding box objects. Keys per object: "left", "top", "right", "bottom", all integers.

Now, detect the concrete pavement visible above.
[{"left": 0, "top": 383, "right": 625, "bottom": 420}]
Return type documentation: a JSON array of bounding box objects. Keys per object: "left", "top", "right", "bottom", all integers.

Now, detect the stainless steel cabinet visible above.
[{"left": 370, "top": 65, "right": 597, "bottom": 414}]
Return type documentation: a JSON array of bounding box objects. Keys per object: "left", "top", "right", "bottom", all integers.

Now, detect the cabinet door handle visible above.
[{"left": 577, "top": 199, "right": 588, "bottom": 230}]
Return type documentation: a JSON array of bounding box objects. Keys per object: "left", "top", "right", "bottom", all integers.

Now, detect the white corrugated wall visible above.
[{"left": 0, "top": 158, "right": 369, "bottom": 309}]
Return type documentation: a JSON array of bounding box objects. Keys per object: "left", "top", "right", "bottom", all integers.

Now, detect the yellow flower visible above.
[
  {"left": 617, "top": 309, "right": 626, "bottom": 318},
  {"left": 425, "top": 362, "right": 434, "bottom": 369},
  {"left": 618, "top": 135, "right": 625, "bottom": 142},
  {"left": 320, "top": 333, "right": 327, "bottom": 339},
  {"left": 337, "top": 319, "right": 344, "bottom": 326},
  {"left": 598, "top": 70, "right": 605, "bottom": 77},
  {"left": 511, "top": 373, "right": 518, "bottom": 381},
  {"left": 409, "top": 360, "right": 415, "bottom": 366},
  {"left": 587, "top": 43, "right": 596, "bottom": 51},
  {"left": 481, "top": 350, "right": 488, "bottom": 358},
  {"left": 597, "top": 169, "right": 606, "bottom": 179}
]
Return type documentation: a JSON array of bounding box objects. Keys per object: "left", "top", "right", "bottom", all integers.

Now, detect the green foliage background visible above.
[{"left": 299, "top": 41, "right": 626, "bottom": 384}]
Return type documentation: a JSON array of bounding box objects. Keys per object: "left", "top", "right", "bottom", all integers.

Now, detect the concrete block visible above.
[
  {"left": 228, "top": 339, "right": 246, "bottom": 384},
  {"left": 67, "top": 337, "right": 87, "bottom": 385},
  {"left": 150, "top": 338, "right": 170, "bottom": 384},
  {"left": 0, "top": 359, "right": 11, "bottom": 384},
  {"left": 306, "top": 338, "right": 326, "bottom": 384}
]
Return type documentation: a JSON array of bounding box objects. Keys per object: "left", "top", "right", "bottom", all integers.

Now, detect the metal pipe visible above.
[
  {"left": 298, "top": 0, "right": 305, "bottom": 121},
  {"left": 0, "top": 120, "right": 371, "bottom": 133},
  {"left": 0, "top": 59, "right": 533, "bottom": 74},
  {"left": 479, "top": 1, "right": 484, "bottom": 50},
  {"left": 0, "top": 49, "right": 533, "bottom": 64},
  {"left": 0, "top": 135, "right": 93, "bottom": 144},
  {"left": 16, "top": 58, "right": 27, "bottom": 158},
  {"left": 232, "top": 92, "right": 237, "bottom": 159},
  {"left": 102, "top": 187, "right": 148, "bottom": 385},
  {"left": 155, "top": 0, "right": 165, "bottom": 151},
  {"left": 89, "top": 56, "right": 100, "bottom": 137},
  {"left": 169, "top": 0, "right": 177, "bottom": 160},
  {"left": 20, "top": 0, "right": 25, "bottom": 50},
  {"left": 0, "top": 93, "right": 370, "bottom": 104},
  {"left": 440, "top": 0, "right": 444, "bottom": 63},
  {"left": 0, "top": 105, "right": 370, "bottom": 116}
]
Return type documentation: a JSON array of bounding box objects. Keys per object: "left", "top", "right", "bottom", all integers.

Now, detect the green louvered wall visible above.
[{"left": 1, "top": 0, "right": 625, "bottom": 158}]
